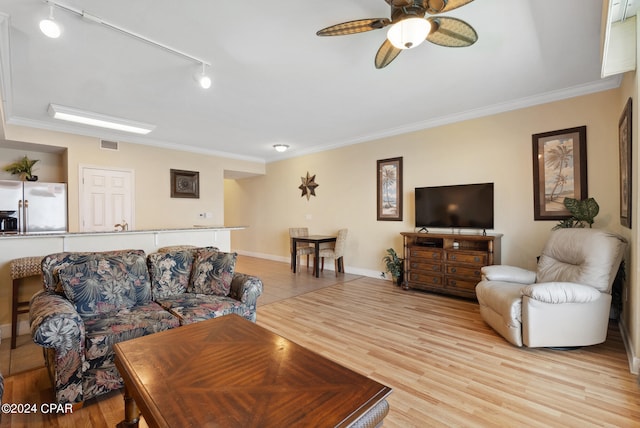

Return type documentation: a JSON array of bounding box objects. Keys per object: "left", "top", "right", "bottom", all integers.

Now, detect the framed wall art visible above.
[
  {"left": 170, "top": 169, "right": 199, "bottom": 199},
  {"left": 619, "top": 97, "right": 632, "bottom": 228},
  {"left": 377, "top": 157, "right": 403, "bottom": 221},
  {"left": 532, "top": 126, "right": 587, "bottom": 220}
]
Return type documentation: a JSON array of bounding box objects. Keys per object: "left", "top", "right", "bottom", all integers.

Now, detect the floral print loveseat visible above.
[{"left": 29, "top": 247, "right": 263, "bottom": 406}]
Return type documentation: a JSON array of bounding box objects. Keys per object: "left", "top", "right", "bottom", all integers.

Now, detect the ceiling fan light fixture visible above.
[
  {"left": 39, "top": 5, "right": 62, "bottom": 39},
  {"left": 387, "top": 17, "right": 430, "bottom": 50}
]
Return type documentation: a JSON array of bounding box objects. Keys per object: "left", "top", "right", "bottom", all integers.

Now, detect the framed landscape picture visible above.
[
  {"left": 532, "top": 126, "right": 587, "bottom": 220},
  {"left": 170, "top": 169, "right": 199, "bottom": 199},
  {"left": 619, "top": 98, "right": 632, "bottom": 228},
  {"left": 377, "top": 157, "right": 403, "bottom": 221}
]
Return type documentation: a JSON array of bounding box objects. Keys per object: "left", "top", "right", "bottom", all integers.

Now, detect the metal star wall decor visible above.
[{"left": 299, "top": 171, "right": 319, "bottom": 200}]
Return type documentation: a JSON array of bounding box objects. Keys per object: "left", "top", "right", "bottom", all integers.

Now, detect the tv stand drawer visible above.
[{"left": 401, "top": 231, "right": 501, "bottom": 300}]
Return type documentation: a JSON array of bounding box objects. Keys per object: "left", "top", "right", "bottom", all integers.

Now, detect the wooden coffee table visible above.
[{"left": 114, "top": 314, "right": 392, "bottom": 427}]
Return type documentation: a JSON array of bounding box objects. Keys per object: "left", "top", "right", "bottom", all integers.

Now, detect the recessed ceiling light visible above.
[
  {"left": 273, "top": 144, "right": 290, "bottom": 152},
  {"left": 48, "top": 104, "right": 156, "bottom": 135}
]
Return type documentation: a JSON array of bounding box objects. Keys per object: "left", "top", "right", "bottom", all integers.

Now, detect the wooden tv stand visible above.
[{"left": 400, "top": 232, "right": 502, "bottom": 299}]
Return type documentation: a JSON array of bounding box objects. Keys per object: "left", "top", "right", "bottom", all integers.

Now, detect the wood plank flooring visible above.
[{"left": 1, "top": 256, "right": 639, "bottom": 427}]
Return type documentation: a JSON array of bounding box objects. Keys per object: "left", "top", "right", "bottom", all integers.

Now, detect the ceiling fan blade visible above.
[
  {"left": 426, "top": 17, "right": 477, "bottom": 47},
  {"left": 424, "top": 0, "right": 475, "bottom": 14},
  {"left": 384, "top": 0, "right": 413, "bottom": 6},
  {"left": 375, "top": 39, "right": 402, "bottom": 69},
  {"left": 316, "top": 18, "right": 390, "bottom": 36}
]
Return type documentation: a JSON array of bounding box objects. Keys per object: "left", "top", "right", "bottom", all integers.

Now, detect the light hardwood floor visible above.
[{"left": 1, "top": 256, "right": 639, "bottom": 427}]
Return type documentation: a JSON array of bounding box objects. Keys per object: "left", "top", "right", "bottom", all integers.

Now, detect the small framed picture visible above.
[
  {"left": 170, "top": 169, "right": 199, "bottom": 199},
  {"left": 377, "top": 157, "right": 403, "bottom": 221}
]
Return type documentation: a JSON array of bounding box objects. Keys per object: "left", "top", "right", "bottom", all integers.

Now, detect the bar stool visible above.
[
  {"left": 158, "top": 245, "right": 196, "bottom": 253},
  {"left": 10, "top": 256, "right": 43, "bottom": 349}
]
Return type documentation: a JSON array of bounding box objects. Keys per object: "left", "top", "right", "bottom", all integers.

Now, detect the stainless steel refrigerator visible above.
[{"left": 0, "top": 180, "right": 67, "bottom": 234}]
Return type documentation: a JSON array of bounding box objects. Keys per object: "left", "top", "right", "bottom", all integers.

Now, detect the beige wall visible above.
[
  {"left": 2, "top": 125, "right": 265, "bottom": 231},
  {"left": 226, "top": 88, "right": 640, "bottom": 371},
  {"left": 227, "top": 89, "right": 624, "bottom": 271}
]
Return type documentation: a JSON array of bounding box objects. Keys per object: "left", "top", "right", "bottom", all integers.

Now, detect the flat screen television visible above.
[{"left": 415, "top": 183, "right": 494, "bottom": 231}]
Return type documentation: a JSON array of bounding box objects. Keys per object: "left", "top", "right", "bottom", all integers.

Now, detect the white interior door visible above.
[{"left": 80, "top": 166, "right": 134, "bottom": 232}]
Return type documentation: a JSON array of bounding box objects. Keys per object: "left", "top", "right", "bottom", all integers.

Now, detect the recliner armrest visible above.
[
  {"left": 480, "top": 265, "right": 536, "bottom": 284},
  {"left": 521, "top": 282, "right": 602, "bottom": 304}
]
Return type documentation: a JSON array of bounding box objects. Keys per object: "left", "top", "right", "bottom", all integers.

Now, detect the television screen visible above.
[{"left": 415, "top": 183, "right": 494, "bottom": 230}]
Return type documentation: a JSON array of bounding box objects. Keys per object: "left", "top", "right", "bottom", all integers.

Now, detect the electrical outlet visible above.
[{"left": 306, "top": 214, "right": 312, "bottom": 220}]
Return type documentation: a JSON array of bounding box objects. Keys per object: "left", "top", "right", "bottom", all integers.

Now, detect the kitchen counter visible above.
[{"left": 0, "top": 225, "right": 245, "bottom": 239}]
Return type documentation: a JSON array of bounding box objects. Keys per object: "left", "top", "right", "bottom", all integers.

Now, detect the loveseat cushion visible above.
[
  {"left": 59, "top": 257, "right": 143, "bottom": 316},
  {"left": 42, "top": 250, "right": 148, "bottom": 294},
  {"left": 80, "top": 301, "right": 180, "bottom": 398},
  {"left": 82, "top": 301, "right": 180, "bottom": 361},
  {"left": 155, "top": 293, "right": 250, "bottom": 325},
  {"left": 188, "top": 248, "right": 237, "bottom": 296},
  {"left": 147, "top": 250, "right": 194, "bottom": 299}
]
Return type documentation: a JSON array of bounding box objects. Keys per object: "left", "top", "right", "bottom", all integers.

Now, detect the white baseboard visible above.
[
  {"left": 619, "top": 318, "right": 640, "bottom": 374},
  {"left": 234, "top": 250, "right": 386, "bottom": 281},
  {"left": 0, "top": 319, "right": 30, "bottom": 341}
]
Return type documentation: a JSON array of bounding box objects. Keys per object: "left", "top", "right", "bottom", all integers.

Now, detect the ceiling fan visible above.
[{"left": 316, "top": 0, "right": 478, "bottom": 69}]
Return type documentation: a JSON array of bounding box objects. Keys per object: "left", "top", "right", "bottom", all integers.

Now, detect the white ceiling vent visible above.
[{"left": 100, "top": 140, "right": 119, "bottom": 151}]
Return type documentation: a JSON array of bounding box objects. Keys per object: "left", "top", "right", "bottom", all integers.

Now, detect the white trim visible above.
[
  {"left": 234, "top": 250, "right": 383, "bottom": 279},
  {"left": 619, "top": 317, "right": 640, "bottom": 374},
  {"left": 0, "top": 12, "right": 13, "bottom": 124},
  {"left": 267, "top": 77, "right": 622, "bottom": 162}
]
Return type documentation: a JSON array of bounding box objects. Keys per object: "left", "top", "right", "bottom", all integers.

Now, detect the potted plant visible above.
[
  {"left": 381, "top": 248, "right": 404, "bottom": 286},
  {"left": 3, "top": 155, "right": 39, "bottom": 181},
  {"left": 553, "top": 197, "right": 599, "bottom": 229}
]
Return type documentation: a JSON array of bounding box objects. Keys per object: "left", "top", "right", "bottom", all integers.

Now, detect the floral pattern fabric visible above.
[
  {"left": 59, "top": 258, "right": 138, "bottom": 316},
  {"left": 156, "top": 293, "right": 249, "bottom": 325},
  {"left": 189, "top": 248, "right": 237, "bottom": 296},
  {"left": 30, "top": 248, "right": 263, "bottom": 405},
  {"left": 41, "top": 250, "right": 150, "bottom": 302},
  {"left": 147, "top": 250, "right": 193, "bottom": 299}
]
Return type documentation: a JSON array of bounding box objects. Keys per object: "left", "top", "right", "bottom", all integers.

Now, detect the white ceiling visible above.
[{"left": 0, "top": 0, "right": 626, "bottom": 163}]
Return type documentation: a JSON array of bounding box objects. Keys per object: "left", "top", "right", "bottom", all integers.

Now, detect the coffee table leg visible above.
[{"left": 117, "top": 384, "right": 140, "bottom": 428}]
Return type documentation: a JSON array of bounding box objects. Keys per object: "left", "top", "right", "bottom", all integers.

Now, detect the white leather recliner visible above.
[{"left": 475, "top": 228, "right": 627, "bottom": 347}]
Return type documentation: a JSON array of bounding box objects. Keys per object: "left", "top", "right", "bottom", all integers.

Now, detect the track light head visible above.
[
  {"left": 195, "top": 63, "right": 212, "bottom": 89},
  {"left": 40, "top": 5, "right": 62, "bottom": 38}
]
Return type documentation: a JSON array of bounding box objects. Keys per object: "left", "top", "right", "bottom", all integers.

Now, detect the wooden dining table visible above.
[{"left": 291, "top": 235, "right": 337, "bottom": 277}]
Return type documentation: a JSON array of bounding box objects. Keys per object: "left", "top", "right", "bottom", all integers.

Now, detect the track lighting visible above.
[
  {"left": 39, "top": 1, "right": 212, "bottom": 86},
  {"left": 39, "top": 4, "right": 62, "bottom": 39},
  {"left": 195, "top": 63, "right": 212, "bottom": 89}
]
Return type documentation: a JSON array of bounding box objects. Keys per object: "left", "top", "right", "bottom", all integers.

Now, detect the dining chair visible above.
[
  {"left": 320, "top": 229, "right": 348, "bottom": 276},
  {"left": 289, "top": 227, "right": 314, "bottom": 271}
]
